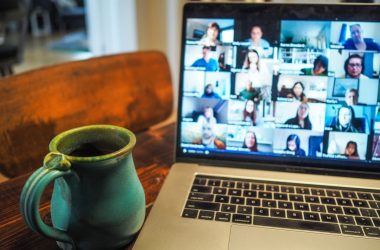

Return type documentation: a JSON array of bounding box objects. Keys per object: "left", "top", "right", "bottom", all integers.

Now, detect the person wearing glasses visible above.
[{"left": 343, "top": 54, "right": 368, "bottom": 79}]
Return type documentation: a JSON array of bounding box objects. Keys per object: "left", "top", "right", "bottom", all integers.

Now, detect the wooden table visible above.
[{"left": 0, "top": 123, "right": 176, "bottom": 250}]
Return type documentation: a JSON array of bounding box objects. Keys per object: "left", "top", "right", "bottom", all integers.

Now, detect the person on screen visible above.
[
  {"left": 285, "top": 102, "right": 313, "bottom": 130},
  {"left": 343, "top": 141, "right": 360, "bottom": 160},
  {"left": 301, "top": 55, "right": 329, "bottom": 76},
  {"left": 343, "top": 24, "right": 380, "bottom": 52},
  {"left": 285, "top": 134, "right": 306, "bottom": 156},
  {"left": 201, "top": 84, "right": 221, "bottom": 99},
  {"left": 243, "top": 99, "right": 256, "bottom": 125},
  {"left": 245, "top": 26, "right": 271, "bottom": 57},
  {"left": 200, "top": 22, "right": 221, "bottom": 47},
  {"left": 191, "top": 46, "right": 219, "bottom": 72},
  {"left": 343, "top": 54, "right": 368, "bottom": 79},
  {"left": 344, "top": 88, "right": 359, "bottom": 106},
  {"left": 242, "top": 131, "right": 258, "bottom": 152},
  {"left": 238, "top": 80, "right": 261, "bottom": 102},
  {"left": 218, "top": 52, "right": 230, "bottom": 71},
  {"left": 287, "top": 81, "right": 307, "bottom": 102},
  {"left": 193, "top": 123, "right": 225, "bottom": 149},
  {"left": 332, "top": 106, "right": 362, "bottom": 133},
  {"left": 197, "top": 106, "right": 217, "bottom": 126}
]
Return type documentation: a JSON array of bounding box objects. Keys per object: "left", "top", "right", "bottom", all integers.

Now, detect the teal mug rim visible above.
[{"left": 49, "top": 124, "right": 136, "bottom": 163}]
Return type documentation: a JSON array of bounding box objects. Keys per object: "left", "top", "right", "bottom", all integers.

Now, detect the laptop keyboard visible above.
[{"left": 181, "top": 174, "right": 380, "bottom": 238}]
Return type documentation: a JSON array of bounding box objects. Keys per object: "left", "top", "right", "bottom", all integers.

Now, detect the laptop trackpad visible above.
[{"left": 229, "top": 225, "right": 379, "bottom": 250}]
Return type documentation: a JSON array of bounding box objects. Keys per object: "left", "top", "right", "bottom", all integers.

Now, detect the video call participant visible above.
[
  {"left": 243, "top": 99, "right": 256, "bottom": 125},
  {"left": 285, "top": 134, "right": 306, "bottom": 156},
  {"left": 191, "top": 46, "right": 219, "bottom": 72},
  {"left": 344, "top": 88, "right": 359, "bottom": 106},
  {"left": 243, "top": 49, "right": 270, "bottom": 86},
  {"left": 239, "top": 80, "right": 261, "bottom": 102},
  {"left": 343, "top": 141, "right": 360, "bottom": 160},
  {"left": 245, "top": 25, "right": 271, "bottom": 57},
  {"left": 285, "top": 102, "right": 313, "bottom": 130},
  {"left": 202, "top": 84, "right": 221, "bottom": 99},
  {"left": 197, "top": 106, "right": 217, "bottom": 127},
  {"left": 193, "top": 123, "right": 225, "bottom": 149},
  {"left": 242, "top": 131, "right": 258, "bottom": 152},
  {"left": 288, "top": 81, "right": 308, "bottom": 102},
  {"left": 344, "top": 24, "right": 380, "bottom": 52},
  {"left": 343, "top": 54, "right": 368, "bottom": 79},
  {"left": 200, "top": 22, "right": 221, "bottom": 47},
  {"left": 301, "top": 55, "right": 329, "bottom": 76},
  {"left": 332, "top": 106, "right": 362, "bottom": 133}
]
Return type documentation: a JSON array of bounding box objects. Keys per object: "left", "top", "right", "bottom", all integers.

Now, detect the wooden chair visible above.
[{"left": 0, "top": 51, "right": 173, "bottom": 178}]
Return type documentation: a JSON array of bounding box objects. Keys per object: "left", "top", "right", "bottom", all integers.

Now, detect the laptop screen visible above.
[{"left": 177, "top": 3, "right": 380, "bottom": 173}]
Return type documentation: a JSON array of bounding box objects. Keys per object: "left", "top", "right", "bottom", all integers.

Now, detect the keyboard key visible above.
[
  {"left": 231, "top": 196, "right": 245, "bottom": 205},
  {"left": 363, "top": 227, "right": 380, "bottom": 238},
  {"left": 372, "top": 218, "right": 380, "bottom": 227},
  {"left": 355, "top": 216, "right": 373, "bottom": 226},
  {"left": 340, "top": 225, "right": 364, "bottom": 236},
  {"left": 188, "top": 192, "right": 214, "bottom": 202},
  {"left": 246, "top": 198, "right": 261, "bottom": 206},
  {"left": 343, "top": 207, "right": 360, "bottom": 216},
  {"left": 243, "top": 190, "right": 257, "bottom": 198},
  {"left": 304, "top": 212, "right": 320, "bottom": 221},
  {"left": 266, "top": 184, "right": 279, "bottom": 192},
  {"left": 310, "top": 188, "right": 325, "bottom": 196},
  {"left": 271, "top": 209, "right": 286, "bottom": 218},
  {"left": 229, "top": 189, "right": 242, "bottom": 196},
  {"left": 338, "top": 215, "right": 355, "bottom": 225},
  {"left": 259, "top": 191, "right": 273, "bottom": 199},
  {"left": 215, "top": 212, "right": 231, "bottom": 222},
  {"left": 294, "top": 203, "right": 309, "bottom": 211},
  {"left": 326, "top": 190, "right": 341, "bottom": 198},
  {"left": 193, "top": 178, "right": 206, "bottom": 186},
  {"left": 310, "top": 204, "right": 326, "bottom": 213},
  {"left": 182, "top": 209, "right": 198, "bottom": 218},
  {"left": 357, "top": 193, "right": 373, "bottom": 200},
  {"left": 278, "top": 201, "right": 293, "bottom": 210},
  {"left": 232, "top": 214, "right": 252, "bottom": 224},
  {"left": 221, "top": 204, "right": 236, "bottom": 213},
  {"left": 287, "top": 210, "right": 302, "bottom": 219},
  {"left": 186, "top": 201, "right": 220, "bottom": 211},
  {"left": 342, "top": 191, "right": 357, "bottom": 199},
  {"left": 262, "top": 200, "right": 277, "bottom": 208},
  {"left": 281, "top": 186, "right": 295, "bottom": 193},
  {"left": 222, "top": 181, "right": 235, "bottom": 188},
  {"left": 369, "top": 201, "right": 380, "bottom": 209},
  {"left": 360, "top": 208, "right": 378, "bottom": 217},
  {"left": 237, "top": 206, "right": 252, "bottom": 214},
  {"left": 215, "top": 195, "right": 229, "bottom": 203},
  {"left": 191, "top": 185, "right": 212, "bottom": 193},
  {"left": 289, "top": 194, "right": 304, "bottom": 202},
  {"left": 251, "top": 183, "right": 264, "bottom": 190},
  {"left": 207, "top": 179, "right": 221, "bottom": 187},
  {"left": 213, "top": 187, "right": 227, "bottom": 195},
  {"left": 353, "top": 200, "right": 369, "bottom": 208},
  {"left": 327, "top": 205, "right": 343, "bottom": 214},
  {"left": 254, "top": 207, "right": 269, "bottom": 216},
  {"left": 320, "top": 213, "right": 337, "bottom": 223},
  {"left": 305, "top": 196, "right": 320, "bottom": 203},
  {"left": 254, "top": 217, "right": 340, "bottom": 234},
  {"left": 296, "top": 187, "right": 310, "bottom": 195},
  {"left": 321, "top": 197, "right": 336, "bottom": 205},
  {"left": 274, "top": 193, "right": 288, "bottom": 200},
  {"left": 199, "top": 210, "right": 214, "bottom": 220},
  {"left": 236, "top": 182, "right": 249, "bottom": 189},
  {"left": 373, "top": 193, "right": 380, "bottom": 201},
  {"left": 336, "top": 198, "right": 352, "bottom": 207}
]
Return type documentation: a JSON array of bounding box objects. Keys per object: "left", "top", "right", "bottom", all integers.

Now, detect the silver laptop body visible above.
[{"left": 134, "top": 3, "right": 380, "bottom": 249}]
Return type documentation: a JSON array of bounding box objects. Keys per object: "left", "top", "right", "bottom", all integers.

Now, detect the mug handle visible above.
[{"left": 20, "top": 152, "right": 76, "bottom": 249}]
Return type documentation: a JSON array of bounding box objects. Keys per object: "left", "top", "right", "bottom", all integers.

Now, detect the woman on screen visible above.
[
  {"left": 332, "top": 106, "right": 362, "bottom": 133},
  {"left": 343, "top": 141, "right": 360, "bottom": 160},
  {"left": 243, "top": 99, "right": 256, "bottom": 125},
  {"left": 343, "top": 24, "right": 380, "bottom": 52},
  {"left": 343, "top": 54, "right": 368, "bottom": 79},
  {"left": 200, "top": 22, "right": 221, "bottom": 47},
  {"left": 285, "top": 102, "right": 312, "bottom": 130},
  {"left": 242, "top": 131, "right": 258, "bottom": 152},
  {"left": 285, "top": 134, "right": 306, "bottom": 156},
  {"left": 287, "top": 81, "right": 307, "bottom": 102},
  {"left": 301, "top": 55, "right": 328, "bottom": 76}
]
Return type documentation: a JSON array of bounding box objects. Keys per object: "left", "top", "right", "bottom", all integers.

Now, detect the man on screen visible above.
[{"left": 191, "top": 46, "right": 219, "bottom": 72}]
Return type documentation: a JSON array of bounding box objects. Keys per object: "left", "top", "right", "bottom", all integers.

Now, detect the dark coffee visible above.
[{"left": 69, "top": 141, "right": 123, "bottom": 157}]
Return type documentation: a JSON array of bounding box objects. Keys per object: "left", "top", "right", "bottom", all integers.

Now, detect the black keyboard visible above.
[{"left": 181, "top": 174, "right": 380, "bottom": 238}]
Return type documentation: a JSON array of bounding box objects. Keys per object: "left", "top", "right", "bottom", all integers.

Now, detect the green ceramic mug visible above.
[{"left": 20, "top": 125, "right": 146, "bottom": 250}]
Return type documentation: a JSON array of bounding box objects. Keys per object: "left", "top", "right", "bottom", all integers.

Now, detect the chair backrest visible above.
[{"left": 0, "top": 51, "right": 173, "bottom": 177}]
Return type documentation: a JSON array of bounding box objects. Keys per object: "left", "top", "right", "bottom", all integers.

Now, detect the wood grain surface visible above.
[
  {"left": 0, "top": 51, "right": 173, "bottom": 177},
  {"left": 0, "top": 123, "right": 176, "bottom": 250}
]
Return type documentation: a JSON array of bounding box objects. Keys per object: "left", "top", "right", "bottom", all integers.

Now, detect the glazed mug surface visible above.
[{"left": 20, "top": 125, "right": 145, "bottom": 250}]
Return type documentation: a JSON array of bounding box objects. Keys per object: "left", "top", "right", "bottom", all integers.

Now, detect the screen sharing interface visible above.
[{"left": 179, "top": 17, "right": 380, "bottom": 164}]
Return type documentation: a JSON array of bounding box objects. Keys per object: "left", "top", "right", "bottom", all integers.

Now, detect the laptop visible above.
[{"left": 134, "top": 2, "right": 380, "bottom": 249}]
